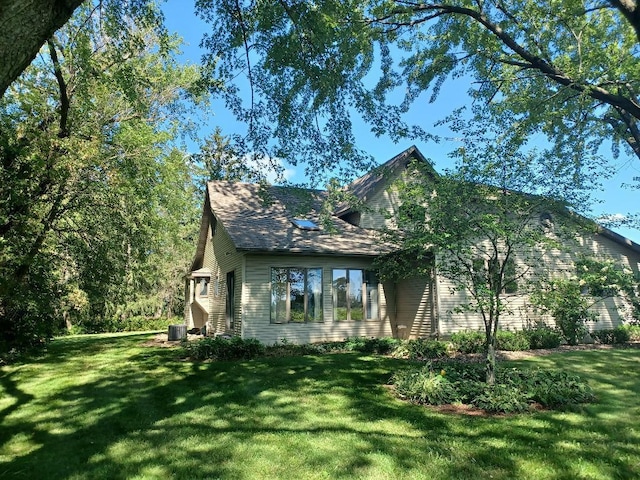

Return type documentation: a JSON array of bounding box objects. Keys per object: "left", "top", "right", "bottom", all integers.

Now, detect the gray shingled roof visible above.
[
  {"left": 207, "top": 181, "right": 393, "bottom": 256},
  {"left": 202, "top": 146, "right": 640, "bottom": 260}
]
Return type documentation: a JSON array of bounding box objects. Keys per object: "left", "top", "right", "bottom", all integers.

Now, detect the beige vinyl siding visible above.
[
  {"left": 204, "top": 221, "right": 244, "bottom": 336},
  {"left": 437, "top": 231, "right": 640, "bottom": 336},
  {"left": 395, "top": 276, "right": 434, "bottom": 339},
  {"left": 579, "top": 233, "right": 640, "bottom": 330},
  {"left": 358, "top": 166, "right": 428, "bottom": 230},
  {"left": 241, "top": 254, "right": 392, "bottom": 345},
  {"left": 358, "top": 185, "right": 402, "bottom": 230}
]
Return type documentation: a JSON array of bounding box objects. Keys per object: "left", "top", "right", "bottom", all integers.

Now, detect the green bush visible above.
[
  {"left": 0, "top": 268, "right": 65, "bottom": 356},
  {"left": 342, "top": 336, "right": 402, "bottom": 354},
  {"left": 472, "top": 384, "right": 531, "bottom": 413},
  {"left": 524, "top": 324, "right": 562, "bottom": 349},
  {"left": 622, "top": 324, "right": 640, "bottom": 341},
  {"left": 391, "top": 361, "right": 596, "bottom": 413},
  {"left": 496, "top": 330, "right": 530, "bottom": 351},
  {"left": 71, "top": 315, "right": 177, "bottom": 334},
  {"left": 431, "top": 361, "right": 485, "bottom": 382},
  {"left": 591, "top": 327, "right": 630, "bottom": 344},
  {"left": 501, "top": 368, "right": 596, "bottom": 407},
  {"left": 265, "top": 339, "right": 324, "bottom": 357},
  {"left": 392, "top": 338, "right": 450, "bottom": 359},
  {"left": 450, "top": 331, "right": 486, "bottom": 354},
  {"left": 183, "top": 336, "right": 265, "bottom": 361},
  {"left": 431, "top": 362, "right": 486, "bottom": 402},
  {"left": 393, "top": 365, "right": 459, "bottom": 405},
  {"left": 530, "top": 279, "right": 596, "bottom": 345}
]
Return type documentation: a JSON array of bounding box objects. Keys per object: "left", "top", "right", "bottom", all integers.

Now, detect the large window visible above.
[
  {"left": 271, "top": 268, "right": 323, "bottom": 323},
  {"left": 473, "top": 258, "right": 518, "bottom": 294},
  {"left": 332, "top": 269, "right": 379, "bottom": 321}
]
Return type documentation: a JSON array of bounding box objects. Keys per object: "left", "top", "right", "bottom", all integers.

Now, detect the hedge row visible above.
[{"left": 182, "top": 323, "right": 639, "bottom": 362}]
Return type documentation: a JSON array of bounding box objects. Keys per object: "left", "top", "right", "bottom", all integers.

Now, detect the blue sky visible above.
[{"left": 162, "top": 0, "right": 640, "bottom": 244}]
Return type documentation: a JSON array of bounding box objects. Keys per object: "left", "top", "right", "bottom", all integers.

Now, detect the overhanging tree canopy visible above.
[
  {"left": 0, "top": 0, "right": 164, "bottom": 99},
  {"left": 196, "top": 0, "right": 640, "bottom": 179}
]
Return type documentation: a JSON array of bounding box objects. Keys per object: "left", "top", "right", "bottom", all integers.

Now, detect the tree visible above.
[
  {"left": 191, "top": 127, "right": 264, "bottom": 183},
  {"left": 196, "top": 0, "right": 640, "bottom": 182},
  {"left": 0, "top": 0, "right": 162, "bottom": 99},
  {"left": 0, "top": 0, "right": 85, "bottom": 98},
  {"left": 0, "top": 3, "right": 201, "bottom": 349},
  {"left": 379, "top": 120, "right": 589, "bottom": 384},
  {"left": 531, "top": 257, "right": 639, "bottom": 344}
]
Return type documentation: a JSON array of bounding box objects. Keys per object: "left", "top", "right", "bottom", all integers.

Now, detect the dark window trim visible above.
[
  {"left": 270, "top": 267, "right": 323, "bottom": 324},
  {"left": 332, "top": 268, "right": 380, "bottom": 322}
]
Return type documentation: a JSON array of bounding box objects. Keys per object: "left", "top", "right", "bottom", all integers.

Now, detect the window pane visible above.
[
  {"left": 504, "top": 258, "right": 518, "bottom": 294},
  {"left": 271, "top": 268, "right": 288, "bottom": 323},
  {"left": 289, "top": 268, "right": 306, "bottom": 323},
  {"left": 307, "top": 268, "right": 323, "bottom": 322},
  {"left": 349, "top": 270, "right": 364, "bottom": 321},
  {"left": 472, "top": 258, "right": 485, "bottom": 288},
  {"left": 199, "top": 278, "right": 208, "bottom": 296},
  {"left": 365, "top": 270, "right": 379, "bottom": 320},
  {"left": 333, "top": 269, "right": 347, "bottom": 321}
]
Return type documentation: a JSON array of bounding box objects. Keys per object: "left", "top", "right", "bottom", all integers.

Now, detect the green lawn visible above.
[{"left": 1, "top": 334, "right": 639, "bottom": 479}]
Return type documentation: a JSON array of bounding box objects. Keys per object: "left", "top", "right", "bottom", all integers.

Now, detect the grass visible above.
[{"left": 0, "top": 334, "right": 639, "bottom": 479}]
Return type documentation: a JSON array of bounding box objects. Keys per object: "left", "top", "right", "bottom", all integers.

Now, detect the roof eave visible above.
[{"left": 598, "top": 225, "right": 640, "bottom": 255}]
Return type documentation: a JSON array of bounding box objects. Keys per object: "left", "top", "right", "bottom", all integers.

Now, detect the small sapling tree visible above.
[
  {"left": 380, "top": 126, "right": 589, "bottom": 384},
  {"left": 531, "top": 257, "right": 639, "bottom": 344}
]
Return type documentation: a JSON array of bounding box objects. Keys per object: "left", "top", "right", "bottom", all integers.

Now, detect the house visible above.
[{"left": 185, "top": 146, "right": 640, "bottom": 344}]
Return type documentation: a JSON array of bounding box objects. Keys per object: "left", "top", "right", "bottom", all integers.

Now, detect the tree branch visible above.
[
  {"left": 369, "top": 3, "right": 640, "bottom": 121},
  {"left": 47, "top": 39, "right": 71, "bottom": 138},
  {"left": 608, "top": 0, "right": 640, "bottom": 43}
]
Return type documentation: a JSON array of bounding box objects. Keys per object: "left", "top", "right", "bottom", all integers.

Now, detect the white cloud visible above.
[
  {"left": 596, "top": 213, "right": 628, "bottom": 225},
  {"left": 243, "top": 154, "right": 296, "bottom": 184}
]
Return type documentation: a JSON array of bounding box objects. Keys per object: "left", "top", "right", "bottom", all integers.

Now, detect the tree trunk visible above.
[
  {"left": 486, "top": 341, "right": 496, "bottom": 385},
  {"left": 0, "top": 0, "right": 85, "bottom": 98},
  {"left": 485, "top": 304, "right": 499, "bottom": 385}
]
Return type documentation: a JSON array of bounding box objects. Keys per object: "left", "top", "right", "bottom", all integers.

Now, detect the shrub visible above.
[
  {"left": 622, "top": 324, "right": 640, "bottom": 341},
  {"left": 496, "top": 330, "right": 530, "bottom": 351},
  {"left": 530, "top": 279, "right": 596, "bottom": 345},
  {"left": 524, "top": 324, "right": 562, "bottom": 349},
  {"left": 71, "top": 315, "right": 178, "bottom": 334},
  {"left": 183, "top": 336, "right": 265, "bottom": 361},
  {"left": 450, "top": 331, "right": 485, "bottom": 354},
  {"left": 431, "top": 361, "right": 486, "bottom": 402},
  {"left": 265, "top": 339, "right": 324, "bottom": 357},
  {"left": 342, "top": 336, "right": 402, "bottom": 354},
  {"left": 391, "top": 362, "right": 596, "bottom": 413},
  {"left": 393, "top": 365, "right": 459, "bottom": 405},
  {"left": 472, "top": 384, "right": 531, "bottom": 413},
  {"left": 506, "top": 369, "right": 596, "bottom": 407},
  {"left": 392, "top": 338, "right": 450, "bottom": 359},
  {"left": 591, "top": 327, "right": 630, "bottom": 344},
  {"left": 431, "top": 360, "right": 485, "bottom": 382}
]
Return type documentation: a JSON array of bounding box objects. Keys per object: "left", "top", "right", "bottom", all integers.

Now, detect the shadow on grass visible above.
[{"left": 1, "top": 335, "right": 639, "bottom": 479}]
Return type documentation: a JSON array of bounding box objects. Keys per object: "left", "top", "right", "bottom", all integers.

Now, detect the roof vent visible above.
[{"left": 292, "top": 218, "right": 320, "bottom": 230}]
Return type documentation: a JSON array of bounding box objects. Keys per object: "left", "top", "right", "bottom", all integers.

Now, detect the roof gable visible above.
[{"left": 334, "top": 145, "right": 437, "bottom": 217}]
